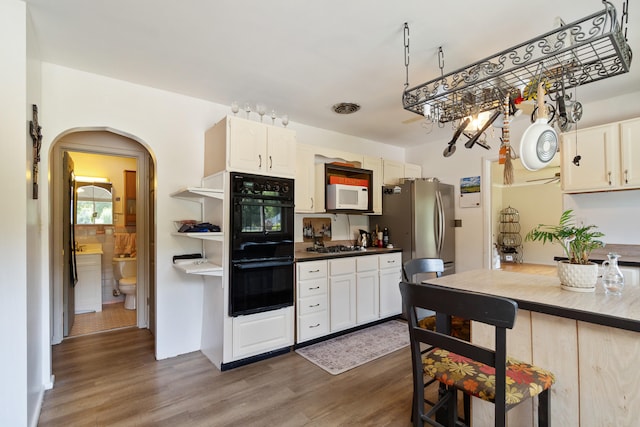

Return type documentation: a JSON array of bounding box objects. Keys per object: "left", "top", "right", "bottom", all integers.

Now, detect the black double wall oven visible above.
[{"left": 229, "top": 172, "right": 295, "bottom": 317}]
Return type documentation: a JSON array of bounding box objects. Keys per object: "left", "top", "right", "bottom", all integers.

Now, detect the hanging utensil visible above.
[
  {"left": 519, "top": 82, "right": 558, "bottom": 171},
  {"left": 500, "top": 97, "right": 514, "bottom": 185},
  {"left": 443, "top": 117, "right": 470, "bottom": 157},
  {"left": 464, "top": 110, "right": 500, "bottom": 149}
]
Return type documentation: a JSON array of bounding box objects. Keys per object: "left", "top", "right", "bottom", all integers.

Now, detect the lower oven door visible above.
[{"left": 230, "top": 258, "right": 294, "bottom": 317}]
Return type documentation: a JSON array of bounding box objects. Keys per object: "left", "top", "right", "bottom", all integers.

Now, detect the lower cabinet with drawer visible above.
[
  {"left": 378, "top": 252, "right": 403, "bottom": 318},
  {"left": 296, "top": 260, "right": 329, "bottom": 343},
  {"left": 296, "top": 251, "right": 403, "bottom": 344},
  {"left": 329, "top": 258, "right": 357, "bottom": 333}
]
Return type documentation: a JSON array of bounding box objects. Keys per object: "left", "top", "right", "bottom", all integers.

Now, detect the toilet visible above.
[{"left": 112, "top": 256, "right": 137, "bottom": 310}]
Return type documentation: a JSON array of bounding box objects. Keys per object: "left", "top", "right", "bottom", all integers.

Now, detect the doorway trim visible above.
[{"left": 50, "top": 127, "right": 156, "bottom": 344}]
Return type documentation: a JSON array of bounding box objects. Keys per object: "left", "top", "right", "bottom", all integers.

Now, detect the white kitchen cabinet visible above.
[
  {"left": 204, "top": 115, "right": 296, "bottom": 178},
  {"left": 404, "top": 163, "right": 422, "bottom": 180},
  {"left": 329, "top": 258, "right": 357, "bottom": 332},
  {"left": 620, "top": 117, "right": 640, "bottom": 188},
  {"left": 295, "top": 143, "right": 317, "bottom": 213},
  {"left": 382, "top": 159, "right": 422, "bottom": 185},
  {"left": 383, "top": 159, "right": 405, "bottom": 185},
  {"left": 561, "top": 118, "right": 640, "bottom": 193},
  {"left": 363, "top": 156, "right": 383, "bottom": 214},
  {"left": 378, "top": 252, "right": 403, "bottom": 317},
  {"left": 232, "top": 307, "right": 294, "bottom": 360},
  {"left": 296, "top": 260, "right": 329, "bottom": 342},
  {"left": 75, "top": 253, "right": 102, "bottom": 313},
  {"left": 356, "top": 255, "right": 379, "bottom": 324}
]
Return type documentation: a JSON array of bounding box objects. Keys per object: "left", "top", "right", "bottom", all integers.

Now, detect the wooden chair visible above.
[
  {"left": 402, "top": 258, "right": 470, "bottom": 424},
  {"left": 399, "top": 281, "right": 555, "bottom": 427}
]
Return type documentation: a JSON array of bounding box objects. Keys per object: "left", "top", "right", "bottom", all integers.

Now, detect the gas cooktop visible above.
[{"left": 306, "top": 244, "right": 363, "bottom": 254}]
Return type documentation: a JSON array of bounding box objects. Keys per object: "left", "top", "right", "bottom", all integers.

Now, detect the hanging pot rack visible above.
[{"left": 402, "top": 1, "right": 632, "bottom": 124}]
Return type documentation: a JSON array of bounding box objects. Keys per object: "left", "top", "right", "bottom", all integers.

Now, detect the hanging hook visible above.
[
  {"left": 438, "top": 47, "right": 445, "bottom": 78},
  {"left": 403, "top": 23, "right": 410, "bottom": 90}
]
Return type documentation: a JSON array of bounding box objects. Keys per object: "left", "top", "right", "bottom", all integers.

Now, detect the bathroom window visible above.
[{"left": 76, "top": 181, "right": 113, "bottom": 225}]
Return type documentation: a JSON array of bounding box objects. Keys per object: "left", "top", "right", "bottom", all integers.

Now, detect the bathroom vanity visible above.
[{"left": 74, "top": 244, "right": 103, "bottom": 313}]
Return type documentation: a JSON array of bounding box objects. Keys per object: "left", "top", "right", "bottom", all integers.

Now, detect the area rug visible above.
[{"left": 295, "top": 320, "right": 409, "bottom": 375}]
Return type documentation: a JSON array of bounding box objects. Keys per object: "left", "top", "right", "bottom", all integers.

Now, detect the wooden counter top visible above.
[{"left": 425, "top": 268, "right": 640, "bottom": 333}]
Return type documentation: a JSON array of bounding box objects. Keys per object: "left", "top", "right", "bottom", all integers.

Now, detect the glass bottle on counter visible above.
[
  {"left": 602, "top": 252, "right": 625, "bottom": 296},
  {"left": 382, "top": 228, "right": 389, "bottom": 247}
]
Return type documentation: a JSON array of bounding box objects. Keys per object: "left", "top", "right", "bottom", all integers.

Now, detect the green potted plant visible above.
[{"left": 525, "top": 209, "right": 605, "bottom": 292}]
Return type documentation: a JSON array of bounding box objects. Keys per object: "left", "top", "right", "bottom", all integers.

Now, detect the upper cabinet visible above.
[
  {"left": 363, "top": 156, "right": 383, "bottom": 214},
  {"left": 295, "top": 143, "right": 316, "bottom": 213},
  {"left": 620, "top": 117, "right": 640, "bottom": 188},
  {"left": 382, "top": 159, "right": 422, "bottom": 185},
  {"left": 561, "top": 117, "right": 640, "bottom": 193},
  {"left": 205, "top": 116, "right": 296, "bottom": 178}
]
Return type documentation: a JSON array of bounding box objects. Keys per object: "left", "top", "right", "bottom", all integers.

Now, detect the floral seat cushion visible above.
[{"left": 422, "top": 348, "right": 555, "bottom": 404}]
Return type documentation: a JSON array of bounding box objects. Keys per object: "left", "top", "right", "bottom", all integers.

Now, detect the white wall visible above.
[
  {"left": 1, "top": 1, "right": 28, "bottom": 426},
  {"left": 406, "top": 91, "right": 640, "bottom": 272},
  {"left": 38, "top": 63, "right": 407, "bottom": 364}
]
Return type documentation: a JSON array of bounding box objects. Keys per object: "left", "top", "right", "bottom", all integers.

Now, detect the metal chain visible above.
[
  {"left": 438, "top": 47, "right": 445, "bottom": 78},
  {"left": 622, "top": 0, "right": 629, "bottom": 40},
  {"left": 403, "top": 23, "right": 410, "bottom": 90}
]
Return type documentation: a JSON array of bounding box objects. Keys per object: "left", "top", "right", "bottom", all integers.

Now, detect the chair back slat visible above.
[
  {"left": 402, "top": 281, "right": 517, "bottom": 329},
  {"left": 403, "top": 258, "right": 444, "bottom": 282}
]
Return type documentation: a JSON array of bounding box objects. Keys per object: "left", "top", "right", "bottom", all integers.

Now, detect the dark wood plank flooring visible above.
[{"left": 39, "top": 327, "right": 430, "bottom": 426}]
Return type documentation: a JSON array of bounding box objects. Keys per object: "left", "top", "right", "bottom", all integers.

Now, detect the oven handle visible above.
[
  {"left": 232, "top": 259, "right": 294, "bottom": 270},
  {"left": 234, "top": 199, "right": 294, "bottom": 208}
]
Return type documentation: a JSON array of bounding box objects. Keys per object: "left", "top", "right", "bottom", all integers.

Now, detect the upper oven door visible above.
[
  {"left": 231, "top": 173, "right": 295, "bottom": 261},
  {"left": 231, "top": 197, "right": 294, "bottom": 260}
]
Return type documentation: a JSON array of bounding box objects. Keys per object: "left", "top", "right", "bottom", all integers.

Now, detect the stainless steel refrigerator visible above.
[{"left": 378, "top": 179, "right": 455, "bottom": 275}]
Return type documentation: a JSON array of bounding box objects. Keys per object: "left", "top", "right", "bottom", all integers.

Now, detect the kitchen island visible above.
[{"left": 424, "top": 268, "right": 640, "bottom": 426}]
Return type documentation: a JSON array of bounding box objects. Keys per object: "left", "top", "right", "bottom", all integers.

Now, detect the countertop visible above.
[
  {"left": 424, "top": 268, "right": 640, "bottom": 333},
  {"left": 554, "top": 244, "right": 640, "bottom": 267},
  {"left": 295, "top": 246, "right": 402, "bottom": 262},
  {"left": 74, "top": 243, "right": 103, "bottom": 255}
]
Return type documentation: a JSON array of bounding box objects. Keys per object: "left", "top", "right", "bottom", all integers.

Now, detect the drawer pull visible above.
[
  {"left": 387, "top": 260, "right": 396, "bottom": 264},
  {"left": 309, "top": 303, "right": 320, "bottom": 308},
  {"left": 308, "top": 286, "right": 320, "bottom": 290},
  {"left": 308, "top": 269, "right": 320, "bottom": 273},
  {"left": 309, "top": 323, "right": 321, "bottom": 328}
]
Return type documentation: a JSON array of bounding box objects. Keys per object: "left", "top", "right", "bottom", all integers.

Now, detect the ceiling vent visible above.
[{"left": 332, "top": 102, "right": 361, "bottom": 114}]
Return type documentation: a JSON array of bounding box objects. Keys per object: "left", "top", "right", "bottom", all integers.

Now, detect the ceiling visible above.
[{"left": 26, "top": 0, "right": 638, "bottom": 148}]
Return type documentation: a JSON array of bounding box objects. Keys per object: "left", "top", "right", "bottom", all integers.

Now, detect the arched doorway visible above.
[{"left": 50, "top": 128, "right": 156, "bottom": 344}]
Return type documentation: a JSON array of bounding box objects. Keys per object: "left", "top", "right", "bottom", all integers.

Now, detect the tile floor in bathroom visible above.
[{"left": 69, "top": 302, "right": 136, "bottom": 337}]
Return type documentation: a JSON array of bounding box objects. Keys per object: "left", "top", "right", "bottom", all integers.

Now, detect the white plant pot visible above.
[{"left": 557, "top": 260, "right": 598, "bottom": 292}]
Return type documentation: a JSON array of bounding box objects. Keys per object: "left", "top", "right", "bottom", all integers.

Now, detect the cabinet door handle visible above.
[
  {"left": 309, "top": 323, "right": 321, "bottom": 328},
  {"left": 309, "top": 303, "right": 320, "bottom": 308},
  {"left": 310, "top": 197, "right": 314, "bottom": 209},
  {"left": 258, "top": 154, "right": 262, "bottom": 168},
  {"left": 625, "top": 169, "right": 629, "bottom": 184},
  {"left": 608, "top": 171, "right": 612, "bottom": 185},
  {"left": 308, "top": 286, "right": 320, "bottom": 290},
  {"left": 269, "top": 155, "right": 273, "bottom": 169}
]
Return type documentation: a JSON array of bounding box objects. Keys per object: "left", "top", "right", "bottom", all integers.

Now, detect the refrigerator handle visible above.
[{"left": 435, "top": 190, "right": 444, "bottom": 256}]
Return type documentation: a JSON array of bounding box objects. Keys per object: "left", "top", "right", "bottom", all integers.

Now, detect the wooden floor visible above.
[{"left": 39, "top": 327, "right": 430, "bottom": 426}]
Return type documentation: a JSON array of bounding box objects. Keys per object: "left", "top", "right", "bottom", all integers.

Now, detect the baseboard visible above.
[{"left": 220, "top": 346, "right": 291, "bottom": 371}]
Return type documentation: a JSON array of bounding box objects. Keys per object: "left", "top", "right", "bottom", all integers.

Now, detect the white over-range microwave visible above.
[{"left": 326, "top": 184, "right": 369, "bottom": 210}]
